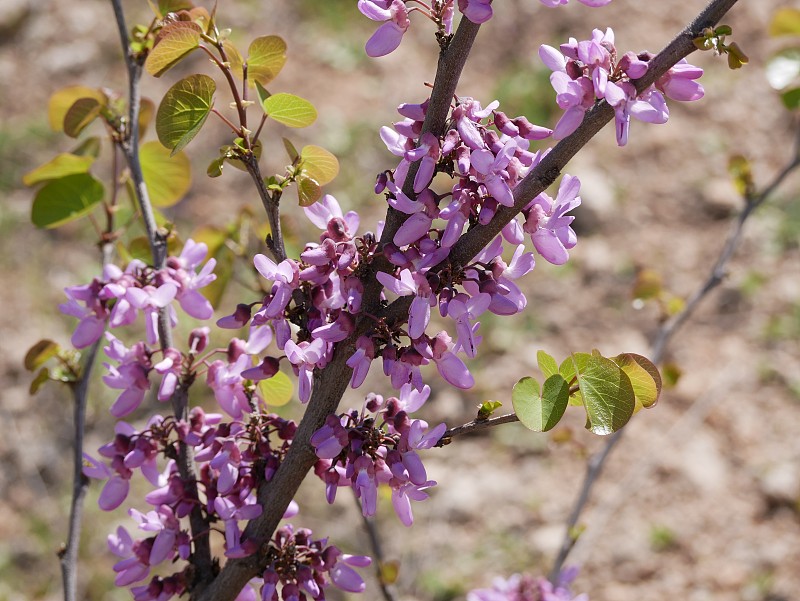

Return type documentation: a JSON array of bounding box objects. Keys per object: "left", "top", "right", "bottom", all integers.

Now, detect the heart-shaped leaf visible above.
[
  {"left": 23, "top": 154, "right": 95, "bottom": 187},
  {"left": 296, "top": 174, "right": 322, "bottom": 206},
  {"left": 139, "top": 140, "right": 191, "bottom": 207},
  {"left": 570, "top": 353, "right": 635, "bottom": 435},
  {"left": 262, "top": 93, "right": 317, "bottom": 128},
  {"left": 258, "top": 369, "right": 294, "bottom": 406},
  {"left": 512, "top": 375, "right": 569, "bottom": 432},
  {"left": 63, "top": 97, "right": 103, "bottom": 138},
  {"left": 31, "top": 173, "right": 104, "bottom": 229},
  {"left": 156, "top": 74, "right": 216, "bottom": 155},
  {"left": 48, "top": 86, "right": 106, "bottom": 132},
  {"left": 145, "top": 21, "right": 202, "bottom": 77},
  {"left": 300, "top": 145, "right": 339, "bottom": 185},
  {"left": 246, "top": 35, "right": 287, "bottom": 85},
  {"left": 610, "top": 353, "right": 662, "bottom": 411}
]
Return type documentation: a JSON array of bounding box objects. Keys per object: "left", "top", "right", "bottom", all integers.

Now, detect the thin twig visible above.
[
  {"left": 109, "top": 0, "right": 214, "bottom": 588},
  {"left": 547, "top": 124, "right": 800, "bottom": 583},
  {"left": 353, "top": 492, "right": 398, "bottom": 601},
  {"left": 59, "top": 338, "right": 100, "bottom": 601}
]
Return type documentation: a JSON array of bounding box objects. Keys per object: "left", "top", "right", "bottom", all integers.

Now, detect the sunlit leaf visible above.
[
  {"left": 63, "top": 97, "right": 103, "bottom": 138},
  {"left": 769, "top": 8, "right": 800, "bottom": 37},
  {"left": 139, "top": 140, "right": 191, "bottom": 207},
  {"left": 48, "top": 86, "right": 106, "bottom": 132},
  {"left": 610, "top": 353, "right": 662, "bottom": 412},
  {"left": 262, "top": 93, "right": 317, "bottom": 128},
  {"left": 537, "top": 350, "right": 558, "bottom": 379},
  {"left": 512, "top": 375, "right": 569, "bottom": 432},
  {"left": 570, "top": 353, "right": 635, "bottom": 435},
  {"left": 156, "top": 74, "right": 216, "bottom": 155},
  {"left": 222, "top": 39, "right": 245, "bottom": 79},
  {"left": 158, "top": 0, "right": 194, "bottom": 15},
  {"left": 246, "top": 35, "right": 287, "bottom": 86},
  {"left": 23, "top": 154, "right": 94, "bottom": 187},
  {"left": 24, "top": 340, "right": 60, "bottom": 371},
  {"left": 145, "top": 21, "right": 201, "bottom": 77},
  {"left": 296, "top": 174, "right": 322, "bottom": 206},
  {"left": 559, "top": 356, "right": 583, "bottom": 406},
  {"left": 259, "top": 370, "right": 294, "bottom": 406},
  {"left": 299, "top": 145, "right": 339, "bottom": 185},
  {"left": 31, "top": 173, "right": 104, "bottom": 229}
]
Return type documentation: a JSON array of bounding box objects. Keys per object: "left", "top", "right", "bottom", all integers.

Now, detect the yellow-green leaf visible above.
[
  {"left": 246, "top": 35, "right": 287, "bottom": 85},
  {"left": 537, "top": 350, "right": 559, "bottom": 379},
  {"left": 63, "top": 97, "right": 103, "bottom": 138},
  {"left": 140, "top": 140, "right": 191, "bottom": 207},
  {"left": 262, "top": 93, "right": 317, "bottom": 128},
  {"left": 297, "top": 174, "right": 322, "bottom": 207},
  {"left": 156, "top": 74, "right": 216, "bottom": 155},
  {"left": 158, "top": 0, "right": 194, "bottom": 15},
  {"left": 258, "top": 370, "right": 294, "bottom": 406},
  {"left": 30, "top": 368, "right": 51, "bottom": 395},
  {"left": 23, "top": 154, "right": 95, "bottom": 187},
  {"left": 145, "top": 21, "right": 202, "bottom": 77},
  {"left": 571, "top": 353, "right": 635, "bottom": 435},
  {"left": 512, "top": 374, "right": 569, "bottom": 432},
  {"left": 610, "top": 353, "right": 662, "bottom": 412},
  {"left": 770, "top": 8, "right": 800, "bottom": 37},
  {"left": 24, "top": 340, "right": 60, "bottom": 371},
  {"left": 48, "top": 86, "right": 106, "bottom": 132},
  {"left": 299, "top": 145, "right": 339, "bottom": 186},
  {"left": 31, "top": 173, "right": 104, "bottom": 229},
  {"left": 223, "top": 39, "right": 245, "bottom": 79},
  {"left": 72, "top": 136, "right": 101, "bottom": 158}
]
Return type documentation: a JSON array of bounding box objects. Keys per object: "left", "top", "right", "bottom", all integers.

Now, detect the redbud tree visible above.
[{"left": 23, "top": 1, "right": 777, "bottom": 601}]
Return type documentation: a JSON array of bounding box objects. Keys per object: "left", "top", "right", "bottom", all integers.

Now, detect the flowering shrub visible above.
[{"left": 23, "top": 1, "right": 753, "bottom": 600}]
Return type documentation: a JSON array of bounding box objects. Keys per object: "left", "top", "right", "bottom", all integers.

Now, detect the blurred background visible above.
[{"left": 1, "top": 0, "right": 799, "bottom": 599}]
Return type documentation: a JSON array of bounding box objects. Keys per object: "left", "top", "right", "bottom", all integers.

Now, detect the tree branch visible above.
[
  {"left": 547, "top": 112, "right": 799, "bottom": 585},
  {"left": 110, "top": 0, "right": 214, "bottom": 586}
]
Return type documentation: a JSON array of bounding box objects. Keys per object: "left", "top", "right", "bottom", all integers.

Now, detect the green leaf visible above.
[
  {"left": 48, "top": 86, "right": 106, "bottom": 132},
  {"left": 512, "top": 375, "right": 569, "bottom": 432},
  {"left": 23, "top": 154, "right": 95, "bottom": 187},
  {"left": 72, "top": 136, "right": 101, "bottom": 158},
  {"left": 559, "top": 356, "right": 583, "bottom": 406},
  {"left": 30, "top": 368, "right": 51, "bottom": 395},
  {"left": 296, "top": 174, "right": 322, "bottom": 206},
  {"left": 258, "top": 369, "right": 294, "bottom": 406},
  {"left": 156, "top": 74, "right": 216, "bottom": 155},
  {"left": 246, "top": 35, "right": 287, "bottom": 85},
  {"left": 283, "top": 138, "right": 299, "bottom": 162},
  {"left": 207, "top": 157, "right": 224, "bottom": 177},
  {"left": 299, "top": 145, "right": 339, "bottom": 186},
  {"left": 31, "top": 173, "right": 104, "bottom": 229},
  {"left": 769, "top": 8, "right": 800, "bottom": 37},
  {"left": 782, "top": 87, "right": 800, "bottom": 110},
  {"left": 262, "top": 93, "right": 317, "bottom": 128},
  {"left": 158, "top": 0, "right": 194, "bottom": 15},
  {"left": 610, "top": 353, "right": 662, "bottom": 412},
  {"left": 570, "top": 353, "right": 635, "bottom": 435},
  {"left": 139, "top": 140, "right": 191, "bottom": 207},
  {"left": 127, "top": 237, "right": 153, "bottom": 262},
  {"left": 63, "top": 97, "right": 103, "bottom": 138},
  {"left": 477, "top": 400, "right": 503, "bottom": 420},
  {"left": 24, "top": 340, "right": 60, "bottom": 371},
  {"left": 537, "top": 350, "right": 559, "bottom": 379},
  {"left": 254, "top": 80, "right": 271, "bottom": 106},
  {"left": 144, "top": 21, "right": 202, "bottom": 77}
]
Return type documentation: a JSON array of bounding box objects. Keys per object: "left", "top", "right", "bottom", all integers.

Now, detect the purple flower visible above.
[
  {"left": 524, "top": 174, "right": 581, "bottom": 265},
  {"left": 359, "top": 0, "right": 410, "bottom": 57},
  {"left": 253, "top": 254, "right": 299, "bottom": 319},
  {"left": 284, "top": 338, "right": 327, "bottom": 403},
  {"left": 458, "top": 0, "right": 493, "bottom": 23}
]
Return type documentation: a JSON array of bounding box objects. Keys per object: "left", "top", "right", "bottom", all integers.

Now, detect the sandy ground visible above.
[{"left": 1, "top": 0, "right": 799, "bottom": 600}]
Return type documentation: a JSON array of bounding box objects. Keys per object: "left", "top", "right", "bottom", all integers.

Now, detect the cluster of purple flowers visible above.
[
  {"left": 540, "top": 27, "right": 704, "bottom": 145},
  {"left": 83, "top": 403, "right": 322, "bottom": 598},
  {"left": 233, "top": 526, "right": 371, "bottom": 601},
  {"left": 357, "top": 0, "right": 613, "bottom": 58},
  {"left": 467, "top": 569, "right": 588, "bottom": 601},
  {"left": 59, "top": 239, "right": 216, "bottom": 349},
  {"left": 311, "top": 383, "right": 445, "bottom": 525}
]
